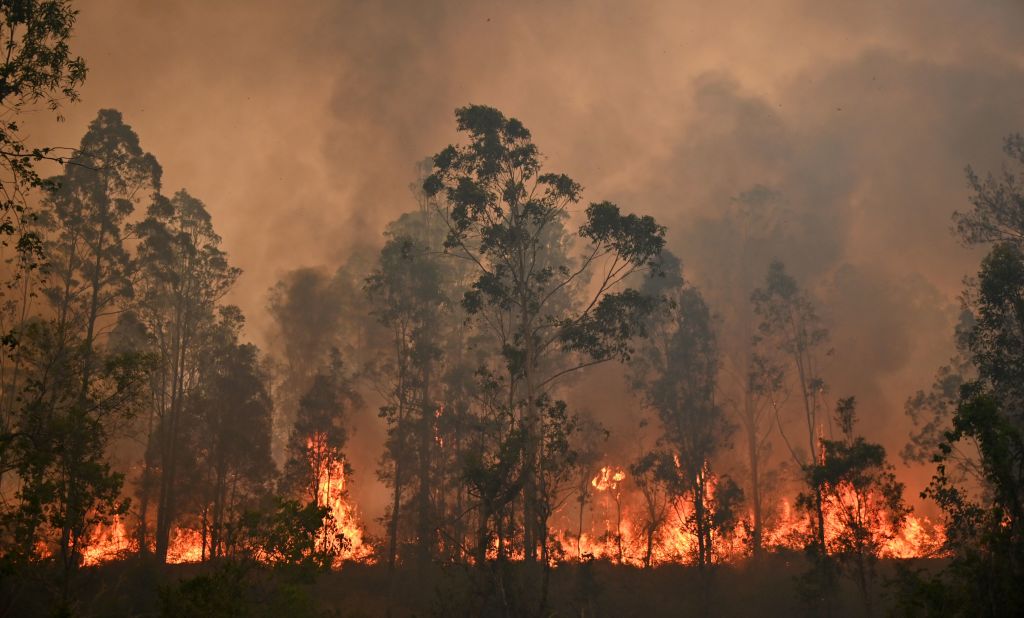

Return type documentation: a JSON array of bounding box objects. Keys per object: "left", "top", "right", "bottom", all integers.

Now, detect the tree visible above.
[
  {"left": 134, "top": 189, "right": 240, "bottom": 562},
  {"left": 954, "top": 134, "right": 1024, "bottom": 246},
  {"left": 7, "top": 320, "right": 146, "bottom": 607},
  {"left": 38, "top": 108, "right": 160, "bottom": 383},
  {"left": 752, "top": 260, "right": 831, "bottom": 556},
  {"left": 631, "top": 269, "right": 735, "bottom": 568},
  {"left": 0, "top": 108, "right": 156, "bottom": 610},
  {"left": 802, "top": 397, "right": 908, "bottom": 614},
  {"left": 2, "top": 108, "right": 156, "bottom": 484},
  {"left": 0, "top": 0, "right": 87, "bottom": 283},
  {"left": 281, "top": 351, "right": 359, "bottom": 501},
  {"left": 900, "top": 135, "right": 1024, "bottom": 616},
  {"left": 192, "top": 308, "right": 276, "bottom": 559},
  {"left": 422, "top": 105, "right": 665, "bottom": 576},
  {"left": 629, "top": 450, "right": 673, "bottom": 568},
  {"left": 921, "top": 243, "right": 1024, "bottom": 615},
  {"left": 686, "top": 185, "right": 790, "bottom": 557},
  {"left": 570, "top": 413, "right": 606, "bottom": 561},
  {"left": 366, "top": 232, "right": 445, "bottom": 570},
  {"left": 0, "top": 2, "right": 88, "bottom": 460}
]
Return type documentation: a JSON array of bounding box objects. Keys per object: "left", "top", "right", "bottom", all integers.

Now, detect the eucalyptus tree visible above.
[
  {"left": 423, "top": 105, "right": 666, "bottom": 568},
  {"left": 926, "top": 248, "right": 1024, "bottom": 614},
  {"left": 2, "top": 108, "right": 156, "bottom": 608},
  {"left": 366, "top": 232, "right": 446, "bottom": 569},
  {"left": 803, "top": 397, "right": 907, "bottom": 615},
  {"left": 630, "top": 450, "right": 674, "bottom": 568},
  {"left": 689, "top": 186, "right": 790, "bottom": 556},
  {"left": 280, "top": 350, "right": 361, "bottom": 509},
  {"left": 134, "top": 189, "right": 240, "bottom": 562},
  {"left": 2, "top": 108, "right": 157, "bottom": 481},
  {"left": 885, "top": 134, "right": 1024, "bottom": 615},
  {"left": 0, "top": 0, "right": 88, "bottom": 471},
  {"left": 752, "top": 260, "right": 831, "bottom": 555},
  {"left": 630, "top": 262, "right": 735, "bottom": 568},
  {"left": 39, "top": 109, "right": 160, "bottom": 384},
  {"left": 192, "top": 307, "right": 275, "bottom": 559}
]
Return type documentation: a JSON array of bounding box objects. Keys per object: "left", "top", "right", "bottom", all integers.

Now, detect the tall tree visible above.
[
  {"left": 193, "top": 307, "right": 275, "bottom": 559},
  {"left": 366, "top": 232, "right": 445, "bottom": 570},
  {"left": 631, "top": 265, "right": 736, "bottom": 568},
  {"left": 423, "top": 105, "right": 665, "bottom": 573},
  {"left": 134, "top": 189, "right": 240, "bottom": 562},
  {"left": 281, "top": 351, "right": 361, "bottom": 511},
  {"left": 752, "top": 260, "right": 831, "bottom": 556},
  {"left": 902, "top": 133, "right": 1024, "bottom": 616},
  {"left": 802, "top": 397, "right": 908, "bottom": 614},
  {"left": 2, "top": 108, "right": 156, "bottom": 608},
  {"left": 0, "top": 0, "right": 88, "bottom": 471}
]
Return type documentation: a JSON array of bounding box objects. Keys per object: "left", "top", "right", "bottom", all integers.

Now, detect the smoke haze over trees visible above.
[{"left": 0, "top": 1, "right": 1022, "bottom": 616}]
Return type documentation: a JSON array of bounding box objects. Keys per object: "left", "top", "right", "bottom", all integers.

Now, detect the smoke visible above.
[{"left": 22, "top": 0, "right": 1024, "bottom": 519}]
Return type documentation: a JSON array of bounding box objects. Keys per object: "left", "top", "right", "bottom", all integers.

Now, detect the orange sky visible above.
[{"left": 25, "top": 0, "right": 1024, "bottom": 522}]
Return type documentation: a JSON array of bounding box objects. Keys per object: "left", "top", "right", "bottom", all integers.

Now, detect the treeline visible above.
[{"left": 0, "top": 2, "right": 1022, "bottom": 618}]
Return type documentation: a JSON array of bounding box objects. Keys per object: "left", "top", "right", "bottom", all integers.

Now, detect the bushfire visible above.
[
  {"left": 562, "top": 465, "right": 947, "bottom": 566},
  {"left": 63, "top": 458, "right": 944, "bottom": 569},
  {"left": 37, "top": 433, "right": 374, "bottom": 567}
]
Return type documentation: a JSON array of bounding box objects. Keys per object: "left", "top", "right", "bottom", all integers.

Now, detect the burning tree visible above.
[
  {"left": 191, "top": 311, "right": 276, "bottom": 560},
  {"left": 801, "top": 397, "right": 909, "bottom": 614},
  {"left": 422, "top": 103, "right": 665, "bottom": 610},
  {"left": 752, "top": 260, "right": 830, "bottom": 559},
  {"left": 630, "top": 260, "right": 738, "bottom": 568},
  {"left": 366, "top": 229, "right": 446, "bottom": 570},
  {"left": 629, "top": 452, "right": 674, "bottom": 568},
  {"left": 280, "top": 352, "right": 370, "bottom": 565},
  {"left": 134, "top": 189, "right": 241, "bottom": 563},
  {"left": 3, "top": 108, "right": 155, "bottom": 606}
]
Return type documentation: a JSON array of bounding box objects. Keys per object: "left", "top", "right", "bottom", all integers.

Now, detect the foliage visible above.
[
  {"left": 0, "top": 0, "right": 87, "bottom": 270},
  {"left": 800, "top": 397, "right": 908, "bottom": 613},
  {"left": 159, "top": 560, "right": 319, "bottom": 618},
  {"left": 631, "top": 263, "right": 738, "bottom": 567},
  {"left": 423, "top": 104, "right": 665, "bottom": 580}
]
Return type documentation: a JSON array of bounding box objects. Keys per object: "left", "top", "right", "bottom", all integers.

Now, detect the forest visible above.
[{"left": 0, "top": 1, "right": 1022, "bottom": 617}]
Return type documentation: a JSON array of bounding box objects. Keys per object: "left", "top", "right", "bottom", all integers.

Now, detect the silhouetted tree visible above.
[
  {"left": 366, "top": 232, "right": 445, "bottom": 570},
  {"left": 193, "top": 308, "right": 276, "bottom": 559},
  {"left": 752, "top": 261, "right": 831, "bottom": 557},
  {"left": 631, "top": 269, "right": 735, "bottom": 568},
  {"left": 423, "top": 105, "right": 665, "bottom": 580},
  {"left": 134, "top": 189, "right": 240, "bottom": 562},
  {"left": 801, "top": 397, "right": 908, "bottom": 614}
]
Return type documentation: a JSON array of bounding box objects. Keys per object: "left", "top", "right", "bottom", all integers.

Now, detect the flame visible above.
[
  {"left": 80, "top": 515, "right": 134, "bottom": 566},
  {"left": 560, "top": 466, "right": 947, "bottom": 566},
  {"left": 591, "top": 466, "right": 626, "bottom": 492},
  {"left": 166, "top": 527, "right": 205, "bottom": 564},
  {"left": 61, "top": 456, "right": 943, "bottom": 568},
  {"left": 60, "top": 433, "right": 375, "bottom": 569},
  {"left": 307, "top": 433, "right": 374, "bottom": 566}
]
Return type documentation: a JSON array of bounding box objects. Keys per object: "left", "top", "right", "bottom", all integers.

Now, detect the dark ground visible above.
[{"left": 2, "top": 553, "right": 945, "bottom": 617}]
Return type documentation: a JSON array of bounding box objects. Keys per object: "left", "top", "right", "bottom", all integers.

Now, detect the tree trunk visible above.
[
  {"left": 746, "top": 391, "right": 763, "bottom": 556},
  {"left": 416, "top": 363, "right": 433, "bottom": 565}
]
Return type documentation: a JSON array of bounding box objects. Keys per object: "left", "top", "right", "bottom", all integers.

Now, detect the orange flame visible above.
[
  {"left": 307, "top": 433, "right": 374, "bottom": 565},
  {"left": 557, "top": 465, "right": 947, "bottom": 566}
]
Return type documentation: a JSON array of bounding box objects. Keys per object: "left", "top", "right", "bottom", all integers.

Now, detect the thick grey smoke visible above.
[{"left": 24, "top": 0, "right": 1024, "bottom": 518}]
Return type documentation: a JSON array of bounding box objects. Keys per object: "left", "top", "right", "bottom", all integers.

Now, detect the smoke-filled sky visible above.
[{"left": 28, "top": 0, "right": 1024, "bottom": 515}]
